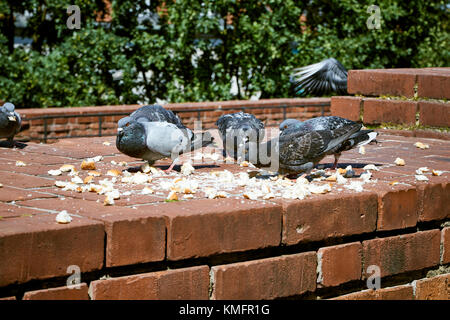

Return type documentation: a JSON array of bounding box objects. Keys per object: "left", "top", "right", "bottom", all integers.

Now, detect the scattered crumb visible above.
[
  {"left": 415, "top": 174, "right": 429, "bottom": 181},
  {"left": 88, "top": 170, "right": 101, "bottom": 177},
  {"left": 166, "top": 191, "right": 178, "bottom": 201},
  {"left": 394, "top": 158, "right": 405, "bottom": 166},
  {"left": 432, "top": 170, "right": 443, "bottom": 176},
  {"left": 358, "top": 146, "right": 366, "bottom": 155},
  {"left": 414, "top": 142, "right": 429, "bottom": 149},
  {"left": 48, "top": 169, "right": 62, "bottom": 176},
  {"left": 363, "top": 164, "right": 379, "bottom": 171},
  {"left": 107, "top": 169, "right": 122, "bottom": 177},
  {"left": 103, "top": 141, "right": 111, "bottom": 146},
  {"left": 15, "top": 161, "right": 26, "bottom": 167},
  {"left": 141, "top": 186, "right": 154, "bottom": 195},
  {"left": 60, "top": 164, "right": 75, "bottom": 172},
  {"left": 55, "top": 210, "right": 72, "bottom": 224},
  {"left": 83, "top": 176, "right": 94, "bottom": 184},
  {"left": 81, "top": 160, "right": 96, "bottom": 170},
  {"left": 181, "top": 162, "right": 195, "bottom": 176}
]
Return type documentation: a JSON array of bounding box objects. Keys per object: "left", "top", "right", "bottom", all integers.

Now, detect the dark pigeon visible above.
[
  {"left": 245, "top": 121, "right": 362, "bottom": 177},
  {"left": 290, "top": 58, "right": 348, "bottom": 96},
  {"left": 279, "top": 116, "right": 378, "bottom": 169},
  {"left": 0, "top": 102, "right": 21, "bottom": 147},
  {"left": 215, "top": 111, "right": 265, "bottom": 159}
]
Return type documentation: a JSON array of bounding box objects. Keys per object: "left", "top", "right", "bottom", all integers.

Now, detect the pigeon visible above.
[
  {"left": 245, "top": 121, "right": 362, "bottom": 177},
  {"left": 116, "top": 119, "right": 214, "bottom": 172},
  {"left": 0, "top": 102, "right": 21, "bottom": 147},
  {"left": 215, "top": 111, "right": 265, "bottom": 160},
  {"left": 279, "top": 116, "right": 377, "bottom": 169},
  {"left": 290, "top": 58, "right": 348, "bottom": 96},
  {"left": 118, "top": 104, "right": 185, "bottom": 129}
]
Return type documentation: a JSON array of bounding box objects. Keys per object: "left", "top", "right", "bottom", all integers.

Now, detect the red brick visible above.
[
  {"left": 442, "top": 227, "right": 450, "bottom": 265},
  {"left": 211, "top": 252, "right": 317, "bottom": 299},
  {"left": 419, "top": 101, "right": 450, "bottom": 127},
  {"left": 159, "top": 199, "right": 281, "bottom": 260},
  {"left": 89, "top": 266, "right": 210, "bottom": 300},
  {"left": 0, "top": 296, "right": 16, "bottom": 300},
  {"left": 318, "top": 242, "right": 362, "bottom": 287},
  {"left": 0, "top": 214, "right": 104, "bottom": 287},
  {"left": 331, "top": 284, "right": 413, "bottom": 300},
  {"left": 330, "top": 96, "right": 362, "bottom": 121},
  {"left": 348, "top": 69, "right": 417, "bottom": 98},
  {"left": 281, "top": 192, "right": 377, "bottom": 245},
  {"left": 414, "top": 274, "right": 450, "bottom": 300},
  {"left": 376, "top": 186, "right": 418, "bottom": 231},
  {"left": 362, "top": 230, "right": 441, "bottom": 278},
  {"left": 0, "top": 186, "right": 56, "bottom": 203},
  {"left": 0, "top": 171, "right": 55, "bottom": 189},
  {"left": 417, "top": 182, "right": 449, "bottom": 222},
  {"left": 22, "top": 283, "right": 89, "bottom": 300},
  {"left": 18, "top": 198, "right": 166, "bottom": 267},
  {"left": 417, "top": 73, "right": 450, "bottom": 99},
  {"left": 363, "top": 98, "right": 417, "bottom": 125}
]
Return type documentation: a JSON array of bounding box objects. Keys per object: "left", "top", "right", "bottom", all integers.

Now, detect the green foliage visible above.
[{"left": 0, "top": 0, "right": 448, "bottom": 108}]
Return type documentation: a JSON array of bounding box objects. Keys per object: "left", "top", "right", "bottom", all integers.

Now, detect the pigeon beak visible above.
[{"left": 117, "top": 127, "right": 123, "bottom": 133}]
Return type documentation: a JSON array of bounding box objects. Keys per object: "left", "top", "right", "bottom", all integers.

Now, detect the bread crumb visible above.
[
  {"left": 88, "top": 170, "right": 101, "bottom": 177},
  {"left": 48, "top": 169, "right": 62, "bottom": 176},
  {"left": 414, "top": 142, "right": 429, "bottom": 149},
  {"left": 15, "top": 161, "right": 26, "bottom": 167},
  {"left": 81, "top": 160, "right": 96, "bottom": 170},
  {"left": 55, "top": 210, "right": 72, "bottom": 224},
  {"left": 60, "top": 164, "right": 75, "bottom": 172},
  {"left": 83, "top": 176, "right": 94, "bottom": 184},
  {"left": 107, "top": 169, "right": 122, "bottom": 177},
  {"left": 394, "top": 158, "right": 405, "bottom": 166},
  {"left": 432, "top": 170, "right": 442, "bottom": 176}
]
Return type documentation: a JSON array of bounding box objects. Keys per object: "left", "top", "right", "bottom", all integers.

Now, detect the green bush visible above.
[{"left": 0, "top": 0, "right": 448, "bottom": 108}]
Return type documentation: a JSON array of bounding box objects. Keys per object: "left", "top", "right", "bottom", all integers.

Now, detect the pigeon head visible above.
[
  {"left": 118, "top": 116, "right": 132, "bottom": 129},
  {"left": 116, "top": 121, "right": 147, "bottom": 159},
  {"left": 3, "top": 102, "right": 15, "bottom": 113},
  {"left": 279, "top": 119, "right": 302, "bottom": 132}
]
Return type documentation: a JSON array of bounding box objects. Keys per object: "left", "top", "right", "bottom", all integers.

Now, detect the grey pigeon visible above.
[
  {"left": 279, "top": 116, "right": 377, "bottom": 169},
  {"left": 290, "top": 58, "right": 348, "bottom": 96},
  {"left": 118, "top": 104, "right": 185, "bottom": 129},
  {"left": 116, "top": 120, "right": 214, "bottom": 172},
  {"left": 215, "top": 111, "right": 265, "bottom": 159},
  {"left": 245, "top": 121, "right": 362, "bottom": 177},
  {"left": 0, "top": 102, "right": 21, "bottom": 147}
]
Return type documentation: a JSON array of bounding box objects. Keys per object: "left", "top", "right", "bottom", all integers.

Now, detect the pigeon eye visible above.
[{"left": 125, "top": 122, "right": 130, "bottom": 127}]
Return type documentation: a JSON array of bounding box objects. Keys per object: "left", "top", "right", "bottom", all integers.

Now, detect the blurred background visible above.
[{"left": 0, "top": 0, "right": 448, "bottom": 109}]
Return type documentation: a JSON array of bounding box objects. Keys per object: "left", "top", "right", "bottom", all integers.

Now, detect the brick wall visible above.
[
  {"left": 16, "top": 98, "right": 330, "bottom": 142},
  {"left": 331, "top": 68, "right": 450, "bottom": 129}
]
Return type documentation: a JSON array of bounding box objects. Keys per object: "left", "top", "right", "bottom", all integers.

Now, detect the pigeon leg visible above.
[
  {"left": 164, "top": 158, "right": 178, "bottom": 173},
  {"left": 330, "top": 154, "right": 341, "bottom": 170}
]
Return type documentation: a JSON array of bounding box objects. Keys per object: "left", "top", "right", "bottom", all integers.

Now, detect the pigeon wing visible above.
[{"left": 291, "top": 58, "right": 348, "bottom": 96}]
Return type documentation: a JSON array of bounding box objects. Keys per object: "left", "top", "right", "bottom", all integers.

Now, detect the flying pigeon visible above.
[
  {"left": 116, "top": 119, "right": 214, "bottom": 172},
  {"left": 290, "top": 58, "right": 348, "bottom": 96},
  {"left": 118, "top": 104, "right": 185, "bottom": 129},
  {"left": 0, "top": 102, "right": 21, "bottom": 147},
  {"left": 245, "top": 121, "right": 362, "bottom": 177},
  {"left": 279, "top": 116, "right": 377, "bottom": 169},
  {"left": 215, "top": 111, "right": 265, "bottom": 159}
]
